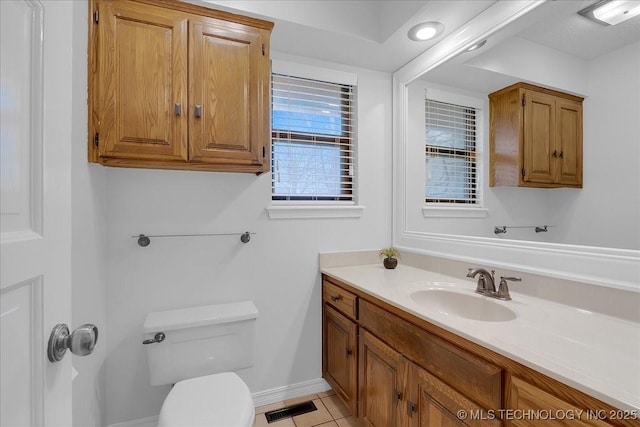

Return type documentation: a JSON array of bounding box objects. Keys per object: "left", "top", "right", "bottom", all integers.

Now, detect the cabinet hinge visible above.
[
  {"left": 94, "top": 133, "right": 99, "bottom": 147},
  {"left": 521, "top": 95, "right": 525, "bottom": 107},
  {"left": 262, "top": 44, "right": 265, "bottom": 56},
  {"left": 262, "top": 146, "right": 266, "bottom": 158},
  {"left": 94, "top": 9, "right": 99, "bottom": 24},
  {"left": 521, "top": 167, "right": 525, "bottom": 177}
]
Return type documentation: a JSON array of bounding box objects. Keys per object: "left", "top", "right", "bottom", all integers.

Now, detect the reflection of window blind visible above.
[
  {"left": 425, "top": 97, "right": 478, "bottom": 204},
  {"left": 271, "top": 74, "right": 355, "bottom": 201}
]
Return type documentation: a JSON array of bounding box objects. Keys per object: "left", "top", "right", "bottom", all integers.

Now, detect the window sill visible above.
[
  {"left": 422, "top": 206, "right": 488, "bottom": 218},
  {"left": 266, "top": 204, "right": 365, "bottom": 219}
]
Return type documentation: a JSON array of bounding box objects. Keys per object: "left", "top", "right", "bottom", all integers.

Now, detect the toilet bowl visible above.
[{"left": 143, "top": 301, "right": 259, "bottom": 427}]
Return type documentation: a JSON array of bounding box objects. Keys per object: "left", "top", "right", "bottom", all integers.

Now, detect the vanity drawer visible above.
[
  {"left": 360, "top": 299, "right": 502, "bottom": 411},
  {"left": 323, "top": 279, "right": 358, "bottom": 320}
]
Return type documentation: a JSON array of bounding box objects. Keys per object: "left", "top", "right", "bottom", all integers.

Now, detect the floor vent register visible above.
[{"left": 264, "top": 401, "right": 318, "bottom": 423}]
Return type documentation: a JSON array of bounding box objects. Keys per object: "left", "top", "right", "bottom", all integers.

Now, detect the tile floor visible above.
[{"left": 253, "top": 390, "right": 363, "bottom": 427}]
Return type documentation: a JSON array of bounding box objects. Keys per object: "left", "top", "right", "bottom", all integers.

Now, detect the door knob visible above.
[{"left": 48, "top": 323, "right": 99, "bottom": 362}]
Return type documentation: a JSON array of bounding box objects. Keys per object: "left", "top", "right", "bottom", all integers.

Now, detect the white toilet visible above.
[{"left": 143, "top": 301, "right": 258, "bottom": 427}]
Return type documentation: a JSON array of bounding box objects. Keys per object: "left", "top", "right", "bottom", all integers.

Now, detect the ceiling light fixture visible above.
[
  {"left": 407, "top": 21, "right": 445, "bottom": 41},
  {"left": 465, "top": 40, "right": 487, "bottom": 52},
  {"left": 578, "top": 0, "right": 640, "bottom": 26}
]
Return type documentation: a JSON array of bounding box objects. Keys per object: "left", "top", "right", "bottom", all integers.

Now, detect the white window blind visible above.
[
  {"left": 271, "top": 73, "right": 355, "bottom": 201},
  {"left": 425, "top": 97, "right": 478, "bottom": 204}
]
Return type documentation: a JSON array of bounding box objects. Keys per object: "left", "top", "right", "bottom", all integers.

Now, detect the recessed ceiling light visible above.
[
  {"left": 578, "top": 0, "right": 640, "bottom": 26},
  {"left": 408, "top": 22, "right": 445, "bottom": 41},
  {"left": 465, "top": 40, "right": 487, "bottom": 52}
]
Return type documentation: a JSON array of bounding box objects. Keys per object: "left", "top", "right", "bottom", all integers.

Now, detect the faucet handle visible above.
[{"left": 497, "top": 276, "right": 521, "bottom": 300}]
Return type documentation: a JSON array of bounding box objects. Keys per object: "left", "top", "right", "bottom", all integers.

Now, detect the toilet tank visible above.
[{"left": 143, "top": 301, "right": 258, "bottom": 386}]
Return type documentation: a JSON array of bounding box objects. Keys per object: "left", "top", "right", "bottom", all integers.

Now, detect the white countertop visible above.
[{"left": 321, "top": 263, "right": 640, "bottom": 412}]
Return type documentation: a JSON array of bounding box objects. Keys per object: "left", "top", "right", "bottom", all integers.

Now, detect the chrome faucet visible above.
[
  {"left": 466, "top": 268, "right": 521, "bottom": 300},
  {"left": 467, "top": 268, "right": 496, "bottom": 293}
]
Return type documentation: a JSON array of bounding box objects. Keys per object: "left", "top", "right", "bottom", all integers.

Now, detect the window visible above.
[
  {"left": 425, "top": 97, "right": 478, "bottom": 204},
  {"left": 271, "top": 73, "right": 355, "bottom": 201}
]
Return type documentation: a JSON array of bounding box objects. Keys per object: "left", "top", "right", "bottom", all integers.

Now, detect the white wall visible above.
[
  {"left": 548, "top": 41, "right": 640, "bottom": 250},
  {"left": 104, "top": 54, "right": 392, "bottom": 424},
  {"left": 71, "top": 1, "right": 108, "bottom": 426}
]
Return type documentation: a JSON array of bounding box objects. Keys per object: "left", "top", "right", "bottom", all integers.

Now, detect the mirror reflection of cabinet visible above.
[{"left": 489, "top": 82, "right": 583, "bottom": 188}]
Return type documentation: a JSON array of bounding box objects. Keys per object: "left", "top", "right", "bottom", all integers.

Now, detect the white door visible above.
[{"left": 1, "top": 1, "right": 75, "bottom": 425}]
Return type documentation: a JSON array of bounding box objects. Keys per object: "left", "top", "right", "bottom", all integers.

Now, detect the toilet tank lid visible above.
[{"left": 144, "top": 301, "right": 258, "bottom": 333}]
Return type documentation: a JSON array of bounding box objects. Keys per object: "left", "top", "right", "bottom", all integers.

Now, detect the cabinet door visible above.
[
  {"left": 323, "top": 305, "right": 358, "bottom": 416},
  {"left": 359, "top": 331, "right": 406, "bottom": 427},
  {"left": 523, "top": 90, "right": 555, "bottom": 184},
  {"left": 189, "top": 18, "right": 269, "bottom": 170},
  {"left": 508, "top": 377, "right": 611, "bottom": 427},
  {"left": 409, "top": 364, "right": 502, "bottom": 427},
  {"left": 554, "top": 99, "right": 582, "bottom": 186},
  {"left": 97, "top": 1, "right": 188, "bottom": 161}
]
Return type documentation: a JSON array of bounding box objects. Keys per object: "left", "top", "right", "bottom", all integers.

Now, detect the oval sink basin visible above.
[{"left": 409, "top": 289, "right": 517, "bottom": 322}]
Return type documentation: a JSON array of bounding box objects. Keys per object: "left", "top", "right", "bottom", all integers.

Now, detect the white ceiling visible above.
[
  {"left": 419, "top": 0, "right": 640, "bottom": 95},
  {"left": 192, "top": 0, "right": 496, "bottom": 72},
  {"left": 188, "top": 0, "right": 640, "bottom": 76},
  {"left": 518, "top": 0, "right": 640, "bottom": 61}
]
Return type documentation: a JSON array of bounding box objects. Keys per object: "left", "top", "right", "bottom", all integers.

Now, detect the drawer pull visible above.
[{"left": 330, "top": 294, "right": 342, "bottom": 302}]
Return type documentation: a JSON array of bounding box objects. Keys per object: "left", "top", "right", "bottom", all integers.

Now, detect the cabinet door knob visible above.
[
  {"left": 407, "top": 401, "right": 417, "bottom": 417},
  {"left": 346, "top": 347, "right": 353, "bottom": 357},
  {"left": 558, "top": 151, "right": 564, "bottom": 158},
  {"left": 552, "top": 150, "right": 558, "bottom": 158},
  {"left": 174, "top": 103, "right": 182, "bottom": 116},
  {"left": 395, "top": 390, "right": 403, "bottom": 401},
  {"left": 194, "top": 105, "right": 202, "bottom": 118}
]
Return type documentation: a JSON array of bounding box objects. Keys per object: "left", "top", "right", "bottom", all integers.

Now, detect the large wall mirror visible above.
[{"left": 392, "top": 1, "right": 639, "bottom": 290}]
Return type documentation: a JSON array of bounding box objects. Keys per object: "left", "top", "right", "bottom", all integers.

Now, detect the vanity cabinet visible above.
[
  {"left": 88, "top": 0, "right": 273, "bottom": 173},
  {"left": 489, "top": 82, "right": 583, "bottom": 188},
  {"left": 322, "top": 274, "right": 634, "bottom": 427}
]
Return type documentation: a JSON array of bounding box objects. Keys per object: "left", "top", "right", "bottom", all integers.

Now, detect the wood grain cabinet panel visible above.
[
  {"left": 359, "top": 331, "right": 406, "bottom": 427},
  {"left": 96, "top": 1, "right": 188, "bottom": 161},
  {"left": 359, "top": 299, "right": 502, "bottom": 411},
  {"left": 323, "top": 279, "right": 358, "bottom": 320},
  {"left": 409, "top": 363, "right": 502, "bottom": 427},
  {"left": 507, "top": 377, "right": 613, "bottom": 427},
  {"left": 89, "top": 0, "right": 273, "bottom": 173},
  {"left": 323, "top": 305, "right": 358, "bottom": 417},
  {"left": 489, "top": 82, "right": 583, "bottom": 188},
  {"left": 189, "top": 18, "right": 268, "bottom": 168}
]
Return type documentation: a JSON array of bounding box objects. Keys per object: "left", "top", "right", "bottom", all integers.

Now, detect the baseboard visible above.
[
  {"left": 252, "top": 377, "right": 331, "bottom": 407},
  {"left": 107, "top": 415, "right": 158, "bottom": 427},
  {"left": 106, "top": 378, "right": 331, "bottom": 427}
]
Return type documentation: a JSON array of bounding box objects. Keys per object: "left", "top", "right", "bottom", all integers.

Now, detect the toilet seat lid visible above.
[{"left": 158, "top": 372, "right": 254, "bottom": 427}]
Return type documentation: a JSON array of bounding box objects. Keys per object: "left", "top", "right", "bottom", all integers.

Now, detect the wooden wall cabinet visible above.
[
  {"left": 322, "top": 275, "right": 630, "bottom": 427},
  {"left": 88, "top": 0, "right": 273, "bottom": 174},
  {"left": 489, "top": 82, "right": 583, "bottom": 188}
]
